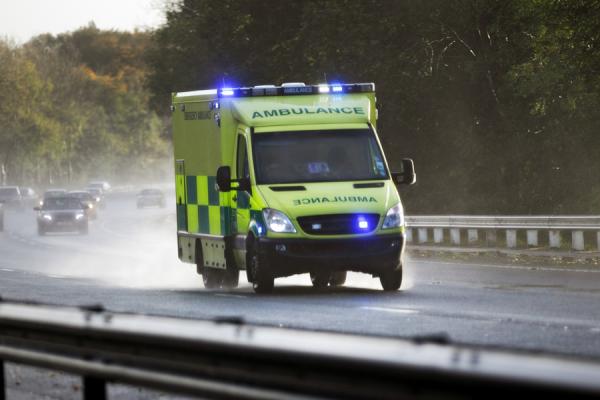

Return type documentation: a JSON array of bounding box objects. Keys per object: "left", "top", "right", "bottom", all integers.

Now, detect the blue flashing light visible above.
[
  {"left": 318, "top": 85, "right": 330, "bottom": 93},
  {"left": 357, "top": 216, "right": 369, "bottom": 230},
  {"left": 220, "top": 88, "right": 234, "bottom": 96},
  {"left": 332, "top": 85, "right": 343, "bottom": 93}
]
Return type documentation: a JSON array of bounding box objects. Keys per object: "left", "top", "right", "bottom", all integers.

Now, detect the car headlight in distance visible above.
[
  {"left": 262, "top": 208, "right": 296, "bottom": 233},
  {"left": 75, "top": 213, "right": 85, "bottom": 220},
  {"left": 42, "top": 214, "right": 52, "bottom": 221},
  {"left": 382, "top": 203, "right": 404, "bottom": 229}
]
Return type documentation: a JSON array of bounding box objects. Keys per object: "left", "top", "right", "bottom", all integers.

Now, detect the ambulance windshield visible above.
[{"left": 253, "top": 129, "right": 388, "bottom": 184}]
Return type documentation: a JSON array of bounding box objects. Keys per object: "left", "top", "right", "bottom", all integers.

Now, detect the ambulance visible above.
[{"left": 171, "top": 82, "right": 415, "bottom": 293}]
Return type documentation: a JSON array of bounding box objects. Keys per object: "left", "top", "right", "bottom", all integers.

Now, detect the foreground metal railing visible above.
[
  {"left": 0, "top": 301, "right": 599, "bottom": 399},
  {"left": 406, "top": 216, "right": 600, "bottom": 251}
]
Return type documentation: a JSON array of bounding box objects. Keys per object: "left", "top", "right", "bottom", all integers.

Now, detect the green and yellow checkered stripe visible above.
[{"left": 176, "top": 174, "right": 261, "bottom": 236}]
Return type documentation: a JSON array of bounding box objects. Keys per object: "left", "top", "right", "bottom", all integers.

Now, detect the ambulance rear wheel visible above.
[
  {"left": 379, "top": 265, "right": 403, "bottom": 291},
  {"left": 310, "top": 272, "right": 330, "bottom": 289},
  {"left": 203, "top": 267, "right": 224, "bottom": 289},
  {"left": 330, "top": 271, "right": 347, "bottom": 287},
  {"left": 248, "top": 240, "right": 274, "bottom": 294},
  {"left": 222, "top": 268, "right": 239, "bottom": 289}
]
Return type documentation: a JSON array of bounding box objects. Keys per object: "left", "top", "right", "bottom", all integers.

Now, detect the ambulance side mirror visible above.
[
  {"left": 216, "top": 166, "right": 232, "bottom": 192},
  {"left": 392, "top": 158, "right": 416, "bottom": 185}
]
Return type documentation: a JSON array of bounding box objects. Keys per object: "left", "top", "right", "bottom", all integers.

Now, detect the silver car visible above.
[{"left": 35, "top": 196, "right": 89, "bottom": 236}]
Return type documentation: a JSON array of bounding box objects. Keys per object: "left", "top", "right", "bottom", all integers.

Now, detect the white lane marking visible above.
[
  {"left": 0, "top": 268, "right": 14, "bottom": 272},
  {"left": 214, "top": 293, "right": 248, "bottom": 299},
  {"left": 360, "top": 306, "right": 419, "bottom": 314},
  {"left": 411, "top": 259, "right": 600, "bottom": 274}
]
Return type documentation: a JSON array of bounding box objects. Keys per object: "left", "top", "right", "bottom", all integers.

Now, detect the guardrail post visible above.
[
  {"left": 406, "top": 228, "right": 413, "bottom": 243},
  {"left": 433, "top": 228, "right": 443, "bottom": 244},
  {"left": 486, "top": 229, "right": 497, "bottom": 246},
  {"left": 549, "top": 230, "right": 561, "bottom": 248},
  {"left": 83, "top": 376, "right": 106, "bottom": 400},
  {"left": 450, "top": 228, "right": 461, "bottom": 245},
  {"left": 467, "top": 229, "right": 478, "bottom": 244},
  {"left": 418, "top": 228, "right": 428, "bottom": 243},
  {"left": 506, "top": 230, "right": 517, "bottom": 248},
  {"left": 572, "top": 231, "right": 584, "bottom": 251},
  {"left": 526, "top": 230, "right": 538, "bottom": 247}
]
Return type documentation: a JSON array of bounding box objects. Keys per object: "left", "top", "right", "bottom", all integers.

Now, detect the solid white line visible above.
[
  {"left": 214, "top": 293, "right": 248, "bottom": 299},
  {"left": 360, "top": 306, "right": 419, "bottom": 314}
]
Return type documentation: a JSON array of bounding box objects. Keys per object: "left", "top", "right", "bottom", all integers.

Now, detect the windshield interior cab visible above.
[
  {"left": 42, "top": 197, "right": 85, "bottom": 210},
  {"left": 252, "top": 128, "right": 388, "bottom": 185}
]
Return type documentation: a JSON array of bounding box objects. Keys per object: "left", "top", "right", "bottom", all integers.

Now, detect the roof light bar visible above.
[{"left": 216, "top": 83, "right": 374, "bottom": 98}]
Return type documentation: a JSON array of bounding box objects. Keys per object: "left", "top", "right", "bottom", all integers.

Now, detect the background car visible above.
[
  {"left": 88, "top": 181, "right": 111, "bottom": 193},
  {"left": 40, "top": 189, "right": 67, "bottom": 206},
  {"left": 34, "top": 196, "right": 89, "bottom": 236},
  {"left": 136, "top": 188, "right": 166, "bottom": 208},
  {"left": 68, "top": 191, "right": 98, "bottom": 220},
  {"left": 85, "top": 187, "right": 106, "bottom": 209},
  {"left": 0, "top": 186, "right": 22, "bottom": 210}
]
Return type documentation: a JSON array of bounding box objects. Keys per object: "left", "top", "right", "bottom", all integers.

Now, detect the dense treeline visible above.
[
  {"left": 147, "top": 0, "right": 600, "bottom": 214},
  {"left": 0, "top": 24, "right": 169, "bottom": 188}
]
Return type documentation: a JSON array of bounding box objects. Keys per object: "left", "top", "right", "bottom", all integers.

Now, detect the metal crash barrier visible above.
[
  {"left": 0, "top": 301, "right": 599, "bottom": 399},
  {"left": 406, "top": 215, "right": 600, "bottom": 252}
]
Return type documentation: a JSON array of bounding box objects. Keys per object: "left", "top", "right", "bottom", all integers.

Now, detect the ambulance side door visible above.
[{"left": 232, "top": 133, "right": 251, "bottom": 238}]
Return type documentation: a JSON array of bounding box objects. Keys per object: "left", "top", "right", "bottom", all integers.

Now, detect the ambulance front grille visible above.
[{"left": 297, "top": 214, "right": 379, "bottom": 235}]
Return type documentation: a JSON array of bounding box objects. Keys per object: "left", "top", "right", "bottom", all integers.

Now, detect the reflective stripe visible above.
[{"left": 180, "top": 174, "right": 263, "bottom": 237}]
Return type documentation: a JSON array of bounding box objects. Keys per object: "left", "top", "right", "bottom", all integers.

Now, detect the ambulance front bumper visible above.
[{"left": 257, "top": 234, "right": 404, "bottom": 277}]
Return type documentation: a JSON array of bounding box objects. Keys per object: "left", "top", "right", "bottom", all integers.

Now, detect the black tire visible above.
[
  {"left": 0, "top": 217, "right": 4, "bottom": 232},
  {"left": 330, "top": 271, "right": 347, "bottom": 287},
  {"left": 203, "top": 267, "right": 225, "bottom": 289},
  {"left": 247, "top": 239, "right": 274, "bottom": 294},
  {"left": 310, "top": 272, "right": 330, "bottom": 289},
  {"left": 379, "top": 265, "right": 403, "bottom": 291},
  {"left": 222, "top": 268, "right": 239, "bottom": 289}
]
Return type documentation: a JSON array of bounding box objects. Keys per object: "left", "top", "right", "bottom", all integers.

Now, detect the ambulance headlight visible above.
[
  {"left": 262, "top": 209, "right": 296, "bottom": 233},
  {"left": 75, "top": 213, "right": 85, "bottom": 220},
  {"left": 382, "top": 203, "right": 404, "bottom": 229},
  {"left": 42, "top": 214, "right": 52, "bottom": 221}
]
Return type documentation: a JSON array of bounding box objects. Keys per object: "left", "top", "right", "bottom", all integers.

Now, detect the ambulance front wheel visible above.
[
  {"left": 247, "top": 239, "right": 274, "bottom": 294},
  {"left": 379, "top": 264, "right": 403, "bottom": 291}
]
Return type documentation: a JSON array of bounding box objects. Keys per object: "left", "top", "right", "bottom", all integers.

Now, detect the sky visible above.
[{"left": 0, "top": 0, "right": 166, "bottom": 43}]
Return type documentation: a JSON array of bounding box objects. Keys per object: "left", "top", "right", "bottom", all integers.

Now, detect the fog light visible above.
[{"left": 275, "top": 244, "right": 287, "bottom": 253}]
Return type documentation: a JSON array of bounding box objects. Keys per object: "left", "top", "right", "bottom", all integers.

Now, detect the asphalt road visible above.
[{"left": 0, "top": 192, "right": 599, "bottom": 362}]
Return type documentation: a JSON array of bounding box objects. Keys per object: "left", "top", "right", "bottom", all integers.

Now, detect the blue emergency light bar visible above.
[{"left": 218, "top": 83, "right": 375, "bottom": 98}]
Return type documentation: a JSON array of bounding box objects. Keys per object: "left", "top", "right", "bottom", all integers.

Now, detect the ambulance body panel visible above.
[{"left": 171, "top": 83, "right": 415, "bottom": 292}]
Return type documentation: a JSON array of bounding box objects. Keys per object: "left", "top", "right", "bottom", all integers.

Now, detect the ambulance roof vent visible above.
[{"left": 281, "top": 82, "right": 306, "bottom": 87}]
